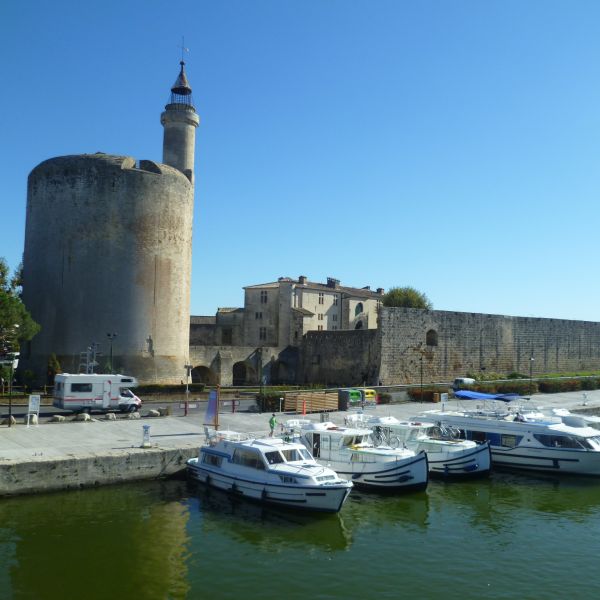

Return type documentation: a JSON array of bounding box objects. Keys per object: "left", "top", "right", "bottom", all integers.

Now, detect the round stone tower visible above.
[
  {"left": 21, "top": 64, "right": 200, "bottom": 384},
  {"left": 161, "top": 61, "right": 200, "bottom": 183}
]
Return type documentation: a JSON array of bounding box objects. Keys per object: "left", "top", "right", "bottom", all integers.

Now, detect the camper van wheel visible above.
[
  {"left": 81, "top": 408, "right": 91, "bottom": 415},
  {"left": 128, "top": 405, "right": 137, "bottom": 413}
]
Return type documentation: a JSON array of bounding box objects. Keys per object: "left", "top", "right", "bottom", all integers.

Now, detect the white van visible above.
[
  {"left": 53, "top": 373, "right": 142, "bottom": 413},
  {"left": 452, "top": 377, "right": 476, "bottom": 391}
]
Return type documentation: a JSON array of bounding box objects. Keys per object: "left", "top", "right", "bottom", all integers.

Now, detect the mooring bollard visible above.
[{"left": 141, "top": 424, "right": 151, "bottom": 448}]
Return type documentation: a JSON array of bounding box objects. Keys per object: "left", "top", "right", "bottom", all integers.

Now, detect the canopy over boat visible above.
[{"left": 454, "top": 390, "right": 520, "bottom": 402}]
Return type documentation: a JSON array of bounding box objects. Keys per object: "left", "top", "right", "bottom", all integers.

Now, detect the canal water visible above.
[{"left": 1, "top": 472, "right": 599, "bottom": 599}]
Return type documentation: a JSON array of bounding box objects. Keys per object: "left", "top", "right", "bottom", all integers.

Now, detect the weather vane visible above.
[{"left": 179, "top": 36, "right": 189, "bottom": 62}]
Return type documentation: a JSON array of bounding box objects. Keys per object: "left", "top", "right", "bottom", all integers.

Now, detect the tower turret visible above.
[{"left": 160, "top": 61, "right": 200, "bottom": 183}]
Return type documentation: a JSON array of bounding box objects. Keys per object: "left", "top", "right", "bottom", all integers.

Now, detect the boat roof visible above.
[{"left": 301, "top": 422, "right": 372, "bottom": 436}]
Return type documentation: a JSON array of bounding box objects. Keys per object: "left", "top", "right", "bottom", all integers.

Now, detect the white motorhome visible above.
[{"left": 53, "top": 373, "right": 142, "bottom": 413}]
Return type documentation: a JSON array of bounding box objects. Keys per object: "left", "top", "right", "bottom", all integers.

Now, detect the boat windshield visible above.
[
  {"left": 265, "top": 451, "right": 285, "bottom": 464},
  {"left": 281, "top": 448, "right": 311, "bottom": 462}
]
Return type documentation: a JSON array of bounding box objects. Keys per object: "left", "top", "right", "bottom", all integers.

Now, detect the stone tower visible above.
[
  {"left": 21, "top": 63, "right": 200, "bottom": 384},
  {"left": 161, "top": 61, "right": 200, "bottom": 183}
]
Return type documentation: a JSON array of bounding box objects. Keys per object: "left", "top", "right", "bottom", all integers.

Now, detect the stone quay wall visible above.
[
  {"left": 0, "top": 448, "right": 196, "bottom": 497},
  {"left": 378, "top": 307, "right": 600, "bottom": 384}
]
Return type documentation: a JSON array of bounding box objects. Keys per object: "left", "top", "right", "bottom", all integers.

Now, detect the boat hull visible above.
[
  {"left": 427, "top": 442, "right": 492, "bottom": 479},
  {"left": 186, "top": 458, "right": 352, "bottom": 513},
  {"left": 489, "top": 446, "right": 600, "bottom": 476},
  {"left": 322, "top": 451, "right": 429, "bottom": 493}
]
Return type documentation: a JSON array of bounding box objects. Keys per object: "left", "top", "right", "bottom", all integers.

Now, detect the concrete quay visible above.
[{"left": 0, "top": 389, "right": 598, "bottom": 497}]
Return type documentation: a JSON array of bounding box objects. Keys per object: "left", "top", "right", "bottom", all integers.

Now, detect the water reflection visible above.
[
  {"left": 425, "top": 471, "right": 600, "bottom": 535},
  {"left": 187, "top": 481, "right": 352, "bottom": 552},
  {"left": 0, "top": 481, "right": 192, "bottom": 600}
]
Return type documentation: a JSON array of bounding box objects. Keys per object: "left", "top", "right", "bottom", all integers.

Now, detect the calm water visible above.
[{"left": 1, "top": 472, "right": 600, "bottom": 600}]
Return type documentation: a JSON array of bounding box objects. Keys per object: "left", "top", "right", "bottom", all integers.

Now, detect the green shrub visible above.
[
  {"left": 507, "top": 372, "right": 528, "bottom": 379},
  {"left": 538, "top": 379, "right": 582, "bottom": 393}
]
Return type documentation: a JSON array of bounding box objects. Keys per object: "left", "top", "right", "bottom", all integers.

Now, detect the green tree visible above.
[
  {"left": 47, "top": 353, "right": 62, "bottom": 385},
  {"left": 0, "top": 257, "right": 40, "bottom": 354},
  {"left": 382, "top": 286, "right": 432, "bottom": 309}
]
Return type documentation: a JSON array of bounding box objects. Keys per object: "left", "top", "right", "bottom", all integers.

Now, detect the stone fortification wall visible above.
[
  {"left": 378, "top": 307, "right": 600, "bottom": 384},
  {"left": 22, "top": 154, "right": 194, "bottom": 383},
  {"left": 300, "top": 329, "right": 379, "bottom": 386}
]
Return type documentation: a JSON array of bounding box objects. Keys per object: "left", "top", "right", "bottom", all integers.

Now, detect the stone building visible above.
[
  {"left": 188, "top": 275, "right": 384, "bottom": 386},
  {"left": 21, "top": 62, "right": 199, "bottom": 384},
  {"left": 190, "top": 275, "right": 384, "bottom": 350}
]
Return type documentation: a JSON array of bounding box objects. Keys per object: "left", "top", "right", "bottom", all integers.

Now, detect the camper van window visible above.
[
  {"left": 56, "top": 382, "right": 62, "bottom": 391},
  {"left": 120, "top": 389, "right": 133, "bottom": 398},
  {"left": 121, "top": 378, "right": 133, "bottom": 383},
  {"left": 71, "top": 383, "right": 93, "bottom": 393}
]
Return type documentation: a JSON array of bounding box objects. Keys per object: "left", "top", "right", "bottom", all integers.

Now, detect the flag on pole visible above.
[{"left": 204, "top": 389, "right": 219, "bottom": 428}]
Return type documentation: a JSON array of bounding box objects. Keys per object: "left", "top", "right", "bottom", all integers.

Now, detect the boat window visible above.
[
  {"left": 500, "top": 435, "right": 520, "bottom": 448},
  {"left": 202, "top": 453, "right": 222, "bottom": 467},
  {"left": 342, "top": 436, "right": 355, "bottom": 447},
  {"left": 586, "top": 436, "right": 600, "bottom": 450},
  {"left": 232, "top": 448, "right": 266, "bottom": 470},
  {"left": 533, "top": 434, "right": 583, "bottom": 449},
  {"left": 265, "top": 451, "right": 284, "bottom": 464},
  {"left": 281, "top": 448, "right": 304, "bottom": 462},
  {"left": 279, "top": 475, "right": 297, "bottom": 484},
  {"left": 298, "top": 448, "right": 311, "bottom": 460},
  {"left": 469, "top": 430, "right": 487, "bottom": 443}
]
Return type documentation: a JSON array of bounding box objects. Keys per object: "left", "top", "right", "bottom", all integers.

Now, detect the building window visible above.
[
  {"left": 222, "top": 328, "right": 232, "bottom": 345},
  {"left": 260, "top": 290, "right": 268, "bottom": 304},
  {"left": 259, "top": 327, "right": 267, "bottom": 341},
  {"left": 334, "top": 296, "right": 338, "bottom": 306},
  {"left": 355, "top": 302, "right": 363, "bottom": 316},
  {"left": 332, "top": 326, "right": 338, "bottom": 330},
  {"left": 318, "top": 313, "right": 323, "bottom": 321},
  {"left": 426, "top": 329, "right": 438, "bottom": 347},
  {"left": 332, "top": 314, "right": 338, "bottom": 321},
  {"left": 255, "top": 312, "right": 262, "bottom": 320},
  {"left": 355, "top": 321, "right": 363, "bottom": 330},
  {"left": 317, "top": 325, "right": 323, "bottom": 331},
  {"left": 318, "top": 292, "right": 324, "bottom": 304}
]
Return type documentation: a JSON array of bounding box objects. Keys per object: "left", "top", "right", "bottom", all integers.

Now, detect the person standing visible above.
[{"left": 269, "top": 413, "right": 277, "bottom": 437}]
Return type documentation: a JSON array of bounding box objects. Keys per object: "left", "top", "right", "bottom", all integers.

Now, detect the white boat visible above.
[
  {"left": 418, "top": 404, "right": 600, "bottom": 476},
  {"left": 366, "top": 415, "right": 491, "bottom": 479},
  {"left": 186, "top": 431, "right": 353, "bottom": 513},
  {"left": 291, "top": 421, "right": 429, "bottom": 493}
]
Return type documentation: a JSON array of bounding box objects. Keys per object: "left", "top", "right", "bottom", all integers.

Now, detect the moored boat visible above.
[
  {"left": 291, "top": 421, "right": 428, "bottom": 493},
  {"left": 419, "top": 398, "right": 600, "bottom": 476},
  {"left": 186, "top": 431, "right": 353, "bottom": 513},
  {"left": 367, "top": 415, "right": 491, "bottom": 479}
]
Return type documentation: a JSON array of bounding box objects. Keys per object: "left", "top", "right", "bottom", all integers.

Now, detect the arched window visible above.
[
  {"left": 355, "top": 302, "right": 363, "bottom": 316},
  {"left": 426, "top": 329, "right": 438, "bottom": 347}
]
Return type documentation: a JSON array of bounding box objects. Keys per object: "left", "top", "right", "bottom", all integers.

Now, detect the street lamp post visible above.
[
  {"left": 106, "top": 333, "right": 117, "bottom": 374},
  {"left": 184, "top": 364, "right": 193, "bottom": 417},
  {"left": 8, "top": 352, "right": 19, "bottom": 428},
  {"left": 529, "top": 356, "right": 535, "bottom": 396},
  {"left": 420, "top": 353, "right": 424, "bottom": 403}
]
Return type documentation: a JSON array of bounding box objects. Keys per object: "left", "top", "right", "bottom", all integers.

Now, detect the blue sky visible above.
[{"left": 2, "top": 0, "right": 600, "bottom": 321}]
